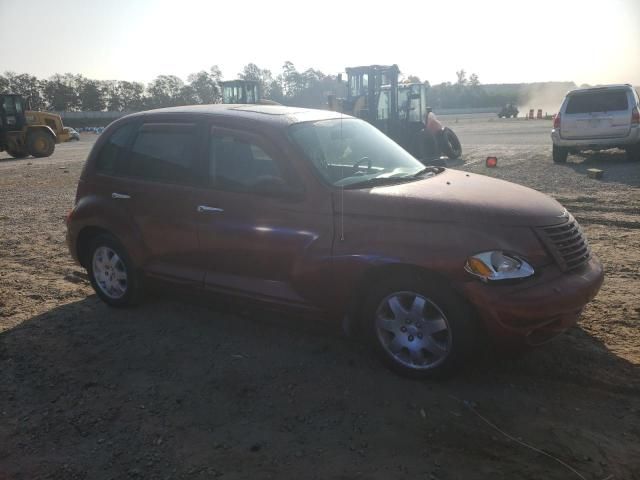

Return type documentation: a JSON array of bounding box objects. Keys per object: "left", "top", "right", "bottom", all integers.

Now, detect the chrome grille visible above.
[{"left": 537, "top": 214, "right": 590, "bottom": 271}]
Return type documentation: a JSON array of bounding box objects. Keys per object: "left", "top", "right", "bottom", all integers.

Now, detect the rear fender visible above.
[{"left": 69, "top": 194, "right": 147, "bottom": 267}]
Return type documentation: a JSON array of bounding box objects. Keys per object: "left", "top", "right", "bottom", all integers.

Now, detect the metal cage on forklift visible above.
[{"left": 221, "top": 80, "right": 261, "bottom": 104}]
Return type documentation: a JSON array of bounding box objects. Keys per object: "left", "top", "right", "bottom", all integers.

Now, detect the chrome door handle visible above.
[
  {"left": 197, "top": 205, "right": 224, "bottom": 213},
  {"left": 111, "top": 192, "right": 131, "bottom": 199}
]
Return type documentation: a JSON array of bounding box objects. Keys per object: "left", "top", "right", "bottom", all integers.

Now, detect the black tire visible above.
[
  {"left": 27, "top": 130, "right": 55, "bottom": 158},
  {"left": 625, "top": 144, "right": 640, "bottom": 161},
  {"left": 439, "top": 127, "right": 462, "bottom": 160},
  {"left": 419, "top": 129, "right": 439, "bottom": 162},
  {"left": 6, "top": 147, "right": 28, "bottom": 159},
  {"left": 361, "top": 273, "right": 478, "bottom": 379},
  {"left": 87, "top": 233, "right": 139, "bottom": 307},
  {"left": 552, "top": 144, "right": 568, "bottom": 163}
]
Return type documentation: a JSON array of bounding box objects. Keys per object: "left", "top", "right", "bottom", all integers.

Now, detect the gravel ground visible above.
[{"left": 1, "top": 121, "right": 639, "bottom": 480}]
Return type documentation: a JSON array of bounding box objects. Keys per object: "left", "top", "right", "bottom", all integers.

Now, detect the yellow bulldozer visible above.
[{"left": 0, "top": 94, "right": 70, "bottom": 158}]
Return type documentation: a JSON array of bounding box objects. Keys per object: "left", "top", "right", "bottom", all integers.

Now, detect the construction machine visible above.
[
  {"left": 0, "top": 94, "right": 70, "bottom": 158},
  {"left": 328, "top": 64, "right": 461, "bottom": 162},
  {"left": 221, "top": 80, "right": 280, "bottom": 105}
]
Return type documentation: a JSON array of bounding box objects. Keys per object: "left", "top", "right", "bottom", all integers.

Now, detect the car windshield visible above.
[{"left": 289, "top": 118, "right": 429, "bottom": 188}]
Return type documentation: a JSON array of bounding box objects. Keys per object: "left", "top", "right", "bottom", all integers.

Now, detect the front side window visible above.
[
  {"left": 2, "top": 96, "right": 16, "bottom": 115},
  {"left": 223, "top": 85, "right": 237, "bottom": 104},
  {"left": 289, "top": 118, "right": 429, "bottom": 188},
  {"left": 95, "top": 122, "right": 136, "bottom": 173},
  {"left": 209, "top": 133, "right": 285, "bottom": 192},
  {"left": 349, "top": 74, "right": 368, "bottom": 98},
  {"left": 377, "top": 90, "right": 390, "bottom": 120},
  {"left": 126, "top": 123, "right": 197, "bottom": 184},
  {"left": 246, "top": 85, "right": 257, "bottom": 103}
]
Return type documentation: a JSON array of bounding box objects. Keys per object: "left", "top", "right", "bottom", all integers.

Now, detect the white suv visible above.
[{"left": 551, "top": 84, "right": 640, "bottom": 163}]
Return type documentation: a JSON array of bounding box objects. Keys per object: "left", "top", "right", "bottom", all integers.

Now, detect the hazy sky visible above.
[{"left": 1, "top": 0, "right": 639, "bottom": 86}]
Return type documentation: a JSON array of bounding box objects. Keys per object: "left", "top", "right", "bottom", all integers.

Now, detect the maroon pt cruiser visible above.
[{"left": 66, "top": 105, "right": 604, "bottom": 378}]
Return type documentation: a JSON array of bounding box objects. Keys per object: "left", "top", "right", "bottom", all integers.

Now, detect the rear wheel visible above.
[
  {"left": 6, "top": 146, "right": 28, "bottom": 159},
  {"left": 27, "top": 130, "right": 55, "bottom": 158},
  {"left": 361, "top": 274, "right": 477, "bottom": 379},
  {"left": 552, "top": 145, "right": 568, "bottom": 163},
  {"left": 625, "top": 144, "right": 640, "bottom": 161},
  {"left": 439, "top": 127, "right": 462, "bottom": 160},
  {"left": 87, "top": 234, "right": 139, "bottom": 307}
]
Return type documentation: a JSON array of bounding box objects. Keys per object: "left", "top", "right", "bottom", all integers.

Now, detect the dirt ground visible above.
[{"left": 1, "top": 118, "right": 639, "bottom": 480}]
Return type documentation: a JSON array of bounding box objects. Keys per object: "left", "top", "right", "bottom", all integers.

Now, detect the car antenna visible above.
[{"left": 340, "top": 112, "right": 345, "bottom": 241}]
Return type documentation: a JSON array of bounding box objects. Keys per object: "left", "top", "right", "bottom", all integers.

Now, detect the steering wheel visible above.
[{"left": 353, "top": 156, "right": 372, "bottom": 173}]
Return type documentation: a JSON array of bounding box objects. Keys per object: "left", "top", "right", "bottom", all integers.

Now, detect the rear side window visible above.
[
  {"left": 95, "top": 123, "right": 136, "bottom": 173},
  {"left": 566, "top": 91, "right": 628, "bottom": 114},
  {"left": 127, "top": 123, "right": 197, "bottom": 184}
]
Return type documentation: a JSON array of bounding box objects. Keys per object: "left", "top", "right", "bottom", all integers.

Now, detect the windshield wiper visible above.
[
  {"left": 412, "top": 166, "right": 442, "bottom": 177},
  {"left": 342, "top": 176, "right": 419, "bottom": 189}
]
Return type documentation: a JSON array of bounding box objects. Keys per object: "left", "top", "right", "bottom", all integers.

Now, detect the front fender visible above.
[{"left": 28, "top": 125, "right": 57, "bottom": 140}]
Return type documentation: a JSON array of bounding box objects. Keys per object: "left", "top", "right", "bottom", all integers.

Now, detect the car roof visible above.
[
  {"left": 568, "top": 84, "right": 633, "bottom": 95},
  {"left": 124, "top": 104, "right": 352, "bottom": 125}
]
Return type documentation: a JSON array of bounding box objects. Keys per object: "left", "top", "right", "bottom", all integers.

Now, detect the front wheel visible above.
[
  {"left": 439, "top": 127, "right": 462, "bottom": 160},
  {"left": 27, "top": 130, "right": 55, "bottom": 157},
  {"left": 361, "top": 275, "right": 477, "bottom": 379},
  {"left": 87, "top": 234, "right": 139, "bottom": 307}
]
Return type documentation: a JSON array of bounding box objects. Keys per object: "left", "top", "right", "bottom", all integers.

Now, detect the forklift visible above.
[
  {"left": 0, "top": 94, "right": 70, "bottom": 158},
  {"left": 328, "top": 64, "right": 461, "bottom": 162},
  {"left": 221, "top": 80, "right": 279, "bottom": 105}
]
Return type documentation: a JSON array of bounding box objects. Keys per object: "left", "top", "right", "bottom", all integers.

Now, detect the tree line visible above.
[
  {"left": 0, "top": 62, "right": 346, "bottom": 112},
  {"left": 0, "top": 63, "right": 569, "bottom": 112}
]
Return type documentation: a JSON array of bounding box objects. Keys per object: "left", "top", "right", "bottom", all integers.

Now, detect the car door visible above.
[
  {"left": 107, "top": 120, "right": 204, "bottom": 286},
  {"left": 193, "top": 125, "right": 334, "bottom": 307}
]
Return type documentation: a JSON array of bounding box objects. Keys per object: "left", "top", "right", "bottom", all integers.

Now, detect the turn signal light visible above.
[
  {"left": 632, "top": 107, "right": 639, "bottom": 126},
  {"left": 466, "top": 257, "right": 493, "bottom": 277},
  {"left": 553, "top": 113, "right": 561, "bottom": 129}
]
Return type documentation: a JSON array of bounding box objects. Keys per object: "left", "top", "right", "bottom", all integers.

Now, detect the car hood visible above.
[{"left": 338, "top": 169, "right": 566, "bottom": 227}]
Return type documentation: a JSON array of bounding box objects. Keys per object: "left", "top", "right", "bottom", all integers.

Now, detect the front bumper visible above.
[
  {"left": 551, "top": 126, "right": 640, "bottom": 149},
  {"left": 462, "top": 255, "right": 604, "bottom": 346}
]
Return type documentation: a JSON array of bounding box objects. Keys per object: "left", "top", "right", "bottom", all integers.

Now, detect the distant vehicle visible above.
[
  {"left": 551, "top": 84, "right": 640, "bottom": 163},
  {"left": 221, "top": 80, "right": 279, "bottom": 105},
  {"left": 64, "top": 127, "right": 80, "bottom": 141},
  {"left": 66, "top": 104, "right": 604, "bottom": 378},
  {"left": 0, "top": 94, "right": 71, "bottom": 158},
  {"left": 328, "top": 64, "right": 462, "bottom": 162},
  {"left": 498, "top": 104, "right": 519, "bottom": 118}
]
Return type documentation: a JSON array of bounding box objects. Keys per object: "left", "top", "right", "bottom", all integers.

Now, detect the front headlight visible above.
[{"left": 465, "top": 251, "right": 534, "bottom": 282}]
